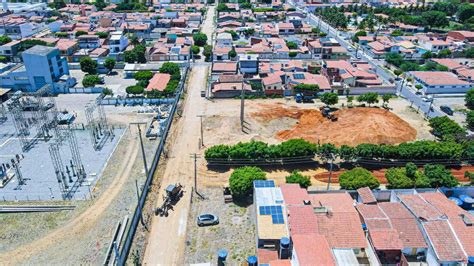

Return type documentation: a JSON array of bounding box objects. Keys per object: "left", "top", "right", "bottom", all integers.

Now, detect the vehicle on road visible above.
[
  {"left": 415, "top": 90, "right": 422, "bottom": 95},
  {"left": 440, "top": 105, "right": 454, "bottom": 115},
  {"left": 197, "top": 214, "right": 219, "bottom": 226},
  {"left": 421, "top": 96, "right": 433, "bottom": 102},
  {"left": 155, "top": 183, "right": 184, "bottom": 217}
]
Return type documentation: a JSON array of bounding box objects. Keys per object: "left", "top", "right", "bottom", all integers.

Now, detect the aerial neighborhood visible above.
[{"left": 1, "top": 0, "right": 474, "bottom": 265}]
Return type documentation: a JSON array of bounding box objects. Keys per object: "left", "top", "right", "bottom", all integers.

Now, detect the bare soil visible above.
[{"left": 251, "top": 103, "right": 417, "bottom": 146}]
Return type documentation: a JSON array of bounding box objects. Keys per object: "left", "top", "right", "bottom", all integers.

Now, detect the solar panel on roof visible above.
[
  {"left": 293, "top": 73, "right": 304, "bottom": 79},
  {"left": 259, "top": 205, "right": 284, "bottom": 224},
  {"left": 254, "top": 180, "right": 275, "bottom": 188}
]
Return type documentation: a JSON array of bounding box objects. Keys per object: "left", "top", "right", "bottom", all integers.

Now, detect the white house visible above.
[{"left": 409, "top": 71, "right": 472, "bottom": 94}]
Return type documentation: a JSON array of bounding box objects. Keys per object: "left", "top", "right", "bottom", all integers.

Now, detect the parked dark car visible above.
[
  {"left": 197, "top": 214, "right": 219, "bottom": 226},
  {"left": 440, "top": 105, "right": 454, "bottom": 115}
]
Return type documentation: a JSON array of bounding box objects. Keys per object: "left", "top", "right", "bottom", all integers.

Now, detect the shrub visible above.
[
  {"left": 429, "top": 116, "right": 466, "bottom": 141},
  {"left": 229, "top": 166, "right": 266, "bottom": 198},
  {"left": 285, "top": 171, "right": 311, "bottom": 188},
  {"left": 134, "top": 70, "right": 153, "bottom": 81},
  {"left": 103, "top": 58, "right": 116, "bottom": 73},
  {"left": 288, "top": 51, "right": 298, "bottom": 58},
  {"left": 126, "top": 85, "right": 144, "bottom": 95},
  {"left": 95, "top": 31, "right": 109, "bottom": 39},
  {"left": 286, "top": 41, "right": 297, "bottom": 49},
  {"left": 294, "top": 84, "right": 319, "bottom": 92},
  {"left": 385, "top": 164, "right": 430, "bottom": 189},
  {"left": 466, "top": 88, "right": 474, "bottom": 108},
  {"left": 191, "top": 45, "right": 200, "bottom": 55},
  {"left": 320, "top": 92, "right": 338, "bottom": 106},
  {"left": 0, "top": 35, "right": 12, "bottom": 45},
  {"left": 339, "top": 167, "right": 380, "bottom": 190},
  {"left": 467, "top": 111, "right": 474, "bottom": 129},
  {"left": 55, "top": 32, "right": 69, "bottom": 38},
  {"left": 80, "top": 57, "right": 97, "bottom": 75},
  {"left": 424, "top": 164, "right": 459, "bottom": 188},
  {"left": 75, "top": 30, "right": 87, "bottom": 37},
  {"left": 82, "top": 74, "right": 101, "bottom": 87}
]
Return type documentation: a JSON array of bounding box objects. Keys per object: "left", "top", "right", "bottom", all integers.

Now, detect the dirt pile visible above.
[{"left": 251, "top": 104, "right": 417, "bottom": 146}]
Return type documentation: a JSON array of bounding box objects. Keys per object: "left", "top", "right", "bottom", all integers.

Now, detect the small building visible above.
[
  {"left": 146, "top": 73, "right": 171, "bottom": 92},
  {"left": 238, "top": 54, "right": 259, "bottom": 75},
  {"left": 109, "top": 31, "right": 128, "bottom": 54},
  {"left": 408, "top": 71, "right": 472, "bottom": 94},
  {"left": 77, "top": 35, "right": 101, "bottom": 49}
]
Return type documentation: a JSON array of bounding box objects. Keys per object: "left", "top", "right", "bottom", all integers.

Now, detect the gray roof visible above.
[{"left": 23, "top": 45, "right": 56, "bottom": 56}]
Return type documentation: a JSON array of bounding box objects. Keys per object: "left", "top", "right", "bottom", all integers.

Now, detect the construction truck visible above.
[{"left": 155, "top": 183, "right": 184, "bottom": 217}]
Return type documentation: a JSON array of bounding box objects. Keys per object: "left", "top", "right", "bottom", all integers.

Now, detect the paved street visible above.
[{"left": 289, "top": 2, "right": 445, "bottom": 119}]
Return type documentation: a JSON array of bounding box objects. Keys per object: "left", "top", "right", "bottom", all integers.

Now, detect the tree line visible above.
[{"left": 205, "top": 139, "right": 474, "bottom": 162}]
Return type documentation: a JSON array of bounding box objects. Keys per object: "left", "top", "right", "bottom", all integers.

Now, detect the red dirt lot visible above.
[
  {"left": 251, "top": 103, "right": 417, "bottom": 147},
  {"left": 314, "top": 165, "right": 474, "bottom": 184}
]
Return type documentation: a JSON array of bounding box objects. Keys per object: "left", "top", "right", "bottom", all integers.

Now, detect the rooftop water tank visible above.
[
  {"left": 459, "top": 195, "right": 474, "bottom": 210},
  {"left": 448, "top": 197, "right": 462, "bottom": 207},
  {"left": 218, "top": 249, "right": 228, "bottom": 266},
  {"left": 279, "top": 237, "right": 291, "bottom": 259},
  {"left": 247, "top": 256, "right": 257, "bottom": 266}
]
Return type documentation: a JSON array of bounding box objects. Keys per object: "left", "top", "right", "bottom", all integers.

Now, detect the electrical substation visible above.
[{"left": 0, "top": 85, "right": 124, "bottom": 201}]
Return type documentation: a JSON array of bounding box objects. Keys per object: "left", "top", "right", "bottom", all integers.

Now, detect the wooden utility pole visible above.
[
  {"left": 190, "top": 153, "right": 201, "bottom": 194},
  {"left": 130, "top": 122, "right": 148, "bottom": 177},
  {"left": 326, "top": 153, "right": 336, "bottom": 191}
]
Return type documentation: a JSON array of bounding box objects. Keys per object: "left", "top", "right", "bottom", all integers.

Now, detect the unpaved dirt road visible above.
[
  {"left": 143, "top": 6, "right": 215, "bottom": 265},
  {"left": 143, "top": 66, "right": 209, "bottom": 265},
  {"left": 0, "top": 128, "right": 140, "bottom": 264}
]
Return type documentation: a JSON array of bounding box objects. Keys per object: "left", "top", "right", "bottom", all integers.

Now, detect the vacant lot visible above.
[
  {"left": 252, "top": 103, "right": 417, "bottom": 146},
  {"left": 184, "top": 188, "right": 256, "bottom": 265}
]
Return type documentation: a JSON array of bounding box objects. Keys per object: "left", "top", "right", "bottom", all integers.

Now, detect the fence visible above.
[
  {"left": 99, "top": 97, "right": 174, "bottom": 106},
  {"left": 117, "top": 65, "right": 190, "bottom": 265},
  {"left": 66, "top": 87, "right": 104, "bottom": 94}
]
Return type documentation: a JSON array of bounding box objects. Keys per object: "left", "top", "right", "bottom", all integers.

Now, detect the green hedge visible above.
[{"left": 205, "top": 139, "right": 471, "bottom": 161}]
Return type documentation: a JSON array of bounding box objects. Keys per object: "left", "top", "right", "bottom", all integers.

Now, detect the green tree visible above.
[
  {"left": 382, "top": 94, "right": 392, "bottom": 107},
  {"left": 339, "top": 167, "right": 380, "bottom": 190},
  {"left": 94, "top": 0, "right": 107, "bottom": 10},
  {"left": 422, "top": 51, "right": 433, "bottom": 59},
  {"left": 55, "top": 32, "right": 68, "bottom": 38},
  {"left": 385, "top": 52, "right": 404, "bottom": 67},
  {"left": 126, "top": 85, "right": 144, "bottom": 95},
  {"left": 225, "top": 30, "right": 238, "bottom": 40},
  {"left": 424, "top": 164, "right": 458, "bottom": 187},
  {"left": 0, "top": 56, "right": 7, "bottom": 63},
  {"left": 391, "top": 29, "right": 403, "bottom": 37},
  {"left": 466, "top": 110, "right": 474, "bottom": 129},
  {"left": 457, "top": 4, "right": 474, "bottom": 23},
  {"left": 228, "top": 48, "right": 237, "bottom": 59},
  {"left": 285, "top": 171, "right": 311, "bottom": 188},
  {"left": 193, "top": 32, "right": 208, "bottom": 46},
  {"left": 203, "top": 45, "right": 213, "bottom": 61},
  {"left": 288, "top": 51, "right": 298, "bottom": 58},
  {"left": 286, "top": 41, "right": 298, "bottom": 49},
  {"left": 95, "top": 31, "right": 109, "bottom": 39},
  {"left": 0, "top": 35, "right": 12, "bottom": 45},
  {"left": 134, "top": 70, "right": 153, "bottom": 81},
  {"left": 357, "top": 92, "right": 379, "bottom": 106},
  {"left": 133, "top": 45, "right": 146, "bottom": 63},
  {"left": 394, "top": 69, "right": 403, "bottom": 77},
  {"left": 465, "top": 88, "right": 474, "bottom": 108},
  {"left": 80, "top": 57, "right": 97, "bottom": 75},
  {"left": 429, "top": 116, "right": 466, "bottom": 140},
  {"left": 437, "top": 49, "right": 452, "bottom": 58},
  {"left": 103, "top": 58, "right": 116, "bottom": 73},
  {"left": 191, "top": 45, "right": 200, "bottom": 55},
  {"left": 421, "top": 11, "right": 449, "bottom": 29},
  {"left": 400, "top": 62, "right": 420, "bottom": 72},
  {"left": 320, "top": 92, "right": 339, "bottom": 106},
  {"left": 123, "top": 50, "right": 135, "bottom": 63},
  {"left": 75, "top": 30, "right": 88, "bottom": 37},
  {"left": 102, "top": 87, "right": 113, "bottom": 96},
  {"left": 129, "top": 34, "right": 139, "bottom": 46},
  {"left": 352, "top": 30, "right": 367, "bottom": 42},
  {"left": 240, "top": 2, "right": 252, "bottom": 9},
  {"left": 229, "top": 166, "right": 266, "bottom": 198},
  {"left": 244, "top": 28, "right": 255, "bottom": 36},
  {"left": 405, "top": 162, "right": 417, "bottom": 179},
  {"left": 82, "top": 74, "right": 101, "bottom": 87},
  {"left": 217, "top": 3, "right": 229, "bottom": 12},
  {"left": 294, "top": 84, "right": 319, "bottom": 93},
  {"left": 463, "top": 47, "right": 474, "bottom": 58}
]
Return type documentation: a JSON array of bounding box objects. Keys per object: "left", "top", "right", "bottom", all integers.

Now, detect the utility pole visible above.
[
  {"left": 130, "top": 122, "right": 148, "bottom": 177},
  {"left": 190, "top": 153, "right": 201, "bottom": 194},
  {"left": 240, "top": 87, "right": 245, "bottom": 131},
  {"left": 326, "top": 153, "right": 336, "bottom": 191},
  {"left": 197, "top": 114, "right": 205, "bottom": 148}
]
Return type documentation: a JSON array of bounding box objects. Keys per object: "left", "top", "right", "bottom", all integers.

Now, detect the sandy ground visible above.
[
  {"left": 252, "top": 103, "right": 417, "bottom": 146},
  {"left": 143, "top": 6, "right": 216, "bottom": 264},
  {"left": 143, "top": 66, "right": 210, "bottom": 265}
]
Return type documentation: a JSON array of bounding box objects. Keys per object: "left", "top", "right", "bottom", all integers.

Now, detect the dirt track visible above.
[
  {"left": 0, "top": 128, "right": 140, "bottom": 264},
  {"left": 252, "top": 103, "right": 417, "bottom": 146}
]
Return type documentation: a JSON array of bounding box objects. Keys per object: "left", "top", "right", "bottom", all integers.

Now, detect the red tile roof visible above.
[
  {"left": 309, "top": 193, "right": 356, "bottom": 213},
  {"left": 280, "top": 184, "right": 310, "bottom": 206},
  {"left": 269, "top": 260, "right": 292, "bottom": 266},
  {"left": 356, "top": 204, "right": 387, "bottom": 219},
  {"left": 421, "top": 192, "right": 474, "bottom": 257},
  {"left": 287, "top": 205, "right": 319, "bottom": 235},
  {"left": 357, "top": 187, "right": 377, "bottom": 204},
  {"left": 369, "top": 229, "right": 404, "bottom": 251},
  {"left": 316, "top": 212, "right": 366, "bottom": 249},
  {"left": 146, "top": 73, "right": 170, "bottom": 92},
  {"left": 410, "top": 71, "right": 470, "bottom": 86},
  {"left": 365, "top": 219, "right": 391, "bottom": 230},
  {"left": 292, "top": 234, "right": 336, "bottom": 266},
  {"left": 258, "top": 248, "right": 278, "bottom": 264},
  {"left": 398, "top": 194, "right": 443, "bottom": 221},
  {"left": 212, "top": 62, "right": 237, "bottom": 73},
  {"left": 423, "top": 220, "right": 465, "bottom": 262}
]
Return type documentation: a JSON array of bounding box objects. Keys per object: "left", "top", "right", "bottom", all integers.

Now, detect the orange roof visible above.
[
  {"left": 292, "top": 234, "right": 336, "bottom": 265},
  {"left": 369, "top": 229, "right": 404, "bottom": 251},
  {"left": 146, "top": 73, "right": 170, "bottom": 92}
]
